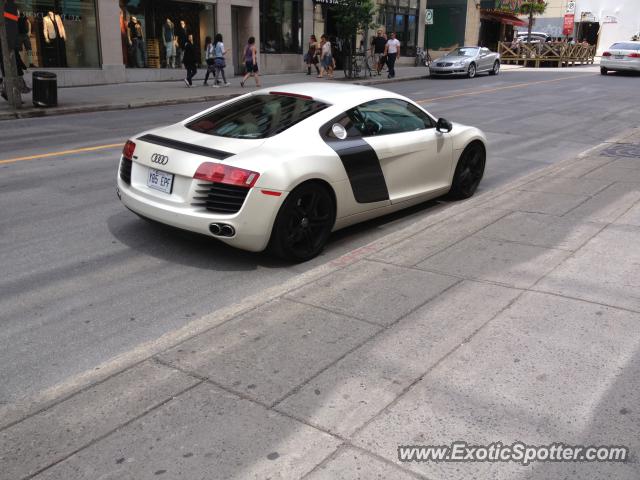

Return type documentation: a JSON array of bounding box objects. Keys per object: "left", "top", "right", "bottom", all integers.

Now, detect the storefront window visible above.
[
  {"left": 260, "top": 0, "right": 303, "bottom": 54},
  {"left": 14, "top": 0, "right": 100, "bottom": 68},
  {"left": 378, "top": 1, "right": 420, "bottom": 56},
  {"left": 120, "top": 0, "right": 216, "bottom": 68}
]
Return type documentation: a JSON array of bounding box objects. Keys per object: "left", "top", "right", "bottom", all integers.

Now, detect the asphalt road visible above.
[{"left": 1, "top": 68, "right": 639, "bottom": 408}]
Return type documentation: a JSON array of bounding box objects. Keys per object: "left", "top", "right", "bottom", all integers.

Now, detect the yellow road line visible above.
[
  {"left": 0, "top": 143, "right": 122, "bottom": 165},
  {"left": 415, "top": 73, "right": 594, "bottom": 104}
]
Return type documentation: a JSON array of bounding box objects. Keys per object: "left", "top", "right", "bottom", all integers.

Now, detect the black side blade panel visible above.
[
  {"left": 138, "top": 134, "right": 233, "bottom": 160},
  {"left": 326, "top": 138, "right": 389, "bottom": 204}
]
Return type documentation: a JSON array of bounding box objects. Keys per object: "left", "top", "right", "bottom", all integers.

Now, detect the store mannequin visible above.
[{"left": 43, "top": 10, "right": 67, "bottom": 67}]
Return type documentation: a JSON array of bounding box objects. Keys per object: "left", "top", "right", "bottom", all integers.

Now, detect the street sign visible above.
[
  {"left": 566, "top": 1, "right": 576, "bottom": 14},
  {"left": 425, "top": 9, "right": 433, "bottom": 25}
]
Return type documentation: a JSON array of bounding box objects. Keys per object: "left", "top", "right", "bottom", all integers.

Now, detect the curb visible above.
[
  {"left": 0, "top": 74, "right": 429, "bottom": 121},
  {"left": 2, "top": 127, "right": 634, "bottom": 430}
]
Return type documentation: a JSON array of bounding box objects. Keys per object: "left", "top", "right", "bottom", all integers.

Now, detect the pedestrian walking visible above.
[
  {"left": 317, "top": 34, "right": 334, "bottom": 79},
  {"left": 203, "top": 36, "right": 215, "bottom": 85},
  {"left": 162, "top": 18, "right": 175, "bottom": 68},
  {"left": 371, "top": 29, "right": 386, "bottom": 74},
  {"left": 183, "top": 34, "right": 197, "bottom": 87},
  {"left": 304, "top": 34, "right": 320, "bottom": 76},
  {"left": 240, "top": 37, "right": 261, "bottom": 88},
  {"left": 384, "top": 32, "right": 400, "bottom": 79},
  {"left": 212, "top": 34, "right": 230, "bottom": 87}
]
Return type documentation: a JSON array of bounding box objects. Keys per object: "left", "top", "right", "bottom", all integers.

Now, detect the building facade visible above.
[
  {"left": 426, "top": 0, "right": 640, "bottom": 56},
  {"left": 523, "top": 0, "right": 640, "bottom": 55},
  {"left": 11, "top": 0, "right": 426, "bottom": 86}
]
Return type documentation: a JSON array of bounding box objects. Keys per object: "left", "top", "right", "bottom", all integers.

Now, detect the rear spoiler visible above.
[{"left": 137, "top": 134, "right": 233, "bottom": 160}]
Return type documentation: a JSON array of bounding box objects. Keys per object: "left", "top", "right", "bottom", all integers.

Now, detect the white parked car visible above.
[
  {"left": 117, "top": 84, "right": 487, "bottom": 261},
  {"left": 601, "top": 41, "right": 640, "bottom": 74}
]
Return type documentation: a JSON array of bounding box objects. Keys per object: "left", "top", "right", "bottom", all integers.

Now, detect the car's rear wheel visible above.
[
  {"left": 269, "top": 182, "right": 336, "bottom": 262},
  {"left": 467, "top": 63, "right": 477, "bottom": 78},
  {"left": 489, "top": 61, "right": 500, "bottom": 75},
  {"left": 449, "top": 142, "right": 486, "bottom": 199},
  {"left": 600, "top": 66, "right": 608, "bottom": 75}
]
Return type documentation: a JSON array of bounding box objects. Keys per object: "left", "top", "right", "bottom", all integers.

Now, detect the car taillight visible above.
[
  {"left": 194, "top": 162, "right": 259, "bottom": 188},
  {"left": 123, "top": 140, "right": 136, "bottom": 159},
  {"left": 602, "top": 51, "right": 612, "bottom": 57},
  {"left": 628, "top": 53, "right": 640, "bottom": 58}
]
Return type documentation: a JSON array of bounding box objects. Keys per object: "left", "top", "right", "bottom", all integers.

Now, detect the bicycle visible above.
[
  {"left": 414, "top": 47, "right": 432, "bottom": 67},
  {"left": 343, "top": 52, "right": 373, "bottom": 79},
  {"left": 366, "top": 50, "right": 388, "bottom": 76}
]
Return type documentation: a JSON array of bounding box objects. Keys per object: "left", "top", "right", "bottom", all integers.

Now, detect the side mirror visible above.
[{"left": 436, "top": 118, "right": 453, "bottom": 133}]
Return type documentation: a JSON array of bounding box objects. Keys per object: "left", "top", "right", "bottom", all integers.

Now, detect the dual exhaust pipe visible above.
[{"left": 209, "top": 223, "right": 236, "bottom": 237}]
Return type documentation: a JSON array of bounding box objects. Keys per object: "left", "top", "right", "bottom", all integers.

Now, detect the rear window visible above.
[
  {"left": 186, "top": 94, "right": 329, "bottom": 139},
  {"left": 610, "top": 42, "right": 640, "bottom": 51}
]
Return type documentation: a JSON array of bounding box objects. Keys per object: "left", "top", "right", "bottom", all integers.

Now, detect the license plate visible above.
[
  {"left": 615, "top": 55, "right": 624, "bottom": 59},
  {"left": 147, "top": 168, "right": 174, "bottom": 194}
]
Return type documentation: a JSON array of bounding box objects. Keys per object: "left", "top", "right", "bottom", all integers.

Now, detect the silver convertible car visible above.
[{"left": 429, "top": 46, "right": 501, "bottom": 78}]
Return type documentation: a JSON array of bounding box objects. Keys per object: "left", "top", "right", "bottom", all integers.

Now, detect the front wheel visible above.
[
  {"left": 489, "top": 61, "right": 500, "bottom": 75},
  {"left": 269, "top": 182, "right": 336, "bottom": 262},
  {"left": 600, "top": 66, "right": 608, "bottom": 75},
  {"left": 449, "top": 143, "right": 486, "bottom": 199},
  {"left": 467, "top": 63, "right": 477, "bottom": 78}
]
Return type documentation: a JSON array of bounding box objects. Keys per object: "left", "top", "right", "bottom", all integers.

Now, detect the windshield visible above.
[
  {"left": 610, "top": 42, "right": 640, "bottom": 51},
  {"left": 447, "top": 47, "right": 478, "bottom": 57},
  {"left": 186, "top": 94, "right": 329, "bottom": 139}
]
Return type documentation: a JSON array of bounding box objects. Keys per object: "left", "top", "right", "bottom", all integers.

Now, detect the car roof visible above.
[{"left": 252, "top": 83, "right": 405, "bottom": 106}]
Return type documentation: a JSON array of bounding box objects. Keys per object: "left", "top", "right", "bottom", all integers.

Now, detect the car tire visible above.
[
  {"left": 268, "top": 181, "right": 336, "bottom": 262},
  {"left": 600, "top": 67, "right": 608, "bottom": 75},
  {"left": 449, "top": 142, "right": 486, "bottom": 199},
  {"left": 467, "top": 63, "right": 477, "bottom": 78},
  {"left": 489, "top": 61, "right": 500, "bottom": 75}
]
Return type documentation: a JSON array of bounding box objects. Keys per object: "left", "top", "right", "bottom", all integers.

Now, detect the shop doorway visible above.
[
  {"left": 576, "top": 21, "right": 599, "bottom": 44},
  {"left": 232, "top": 6, "right": 252, "bottom": 75}
]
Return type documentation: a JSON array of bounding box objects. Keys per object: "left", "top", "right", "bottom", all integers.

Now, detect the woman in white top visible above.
[
  {"left": 318, "top": 34, "right": 334, "bottom": 79},
  {"left": 203, "top": 36, "right": 215, "bottom": 85},
  {"left": 212, "top": 34, "right": 230, "bottom": 86}
]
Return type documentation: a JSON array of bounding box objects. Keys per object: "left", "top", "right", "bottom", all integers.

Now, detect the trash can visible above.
[{"left": 32, "top": 71, "right": 58, "bottom": 107}]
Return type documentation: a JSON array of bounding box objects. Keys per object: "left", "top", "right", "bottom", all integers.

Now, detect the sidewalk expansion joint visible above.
[
  {"left": 348, "top": 286, "right": 527, "bottom": 440},
  {"left": 19, "top": 379, "right": 205, "bottom": 480},
  {"left": 151, "top": 356, "right": 349, "bottom": 442},
  {"left": 270, "top": 278, "right": 464, "bottom": 410}
]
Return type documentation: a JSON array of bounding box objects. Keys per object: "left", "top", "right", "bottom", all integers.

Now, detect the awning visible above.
[{"left": 481, "top": 10, "right": 528, "bottom": 27}]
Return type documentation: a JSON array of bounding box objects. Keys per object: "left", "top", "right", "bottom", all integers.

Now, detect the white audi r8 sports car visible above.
[{"left": 117, "top": 83, "right": 487, "bottom": 261}]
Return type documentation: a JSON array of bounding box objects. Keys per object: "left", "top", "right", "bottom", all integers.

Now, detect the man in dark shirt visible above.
[
  {"left": 371, "top": 29, "right": 387, "bottom": 74},
  {"left": 182, "top": 34, "right": 197, "bottom": 87}
]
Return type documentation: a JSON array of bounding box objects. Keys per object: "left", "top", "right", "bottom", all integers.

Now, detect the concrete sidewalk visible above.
[
  {"left": 0, "top": 65, "right": 432, "bottom": 121},
  {"left": 2, "top": 128, "right": 640, "bottom": 479}
]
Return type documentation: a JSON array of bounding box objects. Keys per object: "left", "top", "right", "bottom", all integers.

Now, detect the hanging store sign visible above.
[
  {"left": 566, "top": 1, "right": 576, "bottom": 14},
  {"left": 494, "top": 0, "right": 524, "bottom": 13},
  {"left": 563, "top": 14, "right": 575, "bottom": 35}
]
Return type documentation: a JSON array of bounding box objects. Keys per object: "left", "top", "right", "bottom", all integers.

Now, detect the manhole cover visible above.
[{"left": 601, "top": 143, "right": 640, "bottom": 159}]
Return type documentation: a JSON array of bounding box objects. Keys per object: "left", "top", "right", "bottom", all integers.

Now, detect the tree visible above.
[
  {"left": 329, "top": 0, "right": 377, "bottom": 55},
  {"left": 519, "top": 1, "right": 548, "bottom": 40}
]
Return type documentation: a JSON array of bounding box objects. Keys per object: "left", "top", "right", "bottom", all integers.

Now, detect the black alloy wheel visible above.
[
  {"left": 449, "top": 142, "right": 486, "bottom": 199},
  {"left": 600, "top": 67, "right": 608, "bottom": 75},
  {"left": 269, "top": 182, "right": 336, "bottom": 262}
]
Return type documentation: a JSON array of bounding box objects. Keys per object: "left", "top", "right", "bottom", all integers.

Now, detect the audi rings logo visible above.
[{"left": 151, "top": 154, "right": 169, "bottom": 165}]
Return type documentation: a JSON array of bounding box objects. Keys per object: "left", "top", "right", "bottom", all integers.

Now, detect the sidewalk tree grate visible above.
[{"left": 601, "top": 144, "right": 640, "bottom": 159}]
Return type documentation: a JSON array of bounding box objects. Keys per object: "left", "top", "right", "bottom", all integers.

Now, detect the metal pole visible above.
[{"left": 0, "top": 1, "right": 22, "bottom": 109}]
